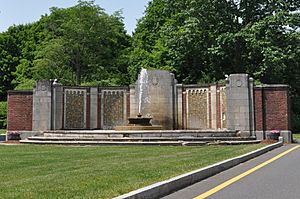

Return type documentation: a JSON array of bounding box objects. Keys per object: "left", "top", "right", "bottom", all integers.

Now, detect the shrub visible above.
[{"left": 0, "top": 101, "right": 7, "bottom": 129}]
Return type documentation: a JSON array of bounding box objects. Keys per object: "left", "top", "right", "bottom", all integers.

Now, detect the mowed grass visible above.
[{"left": 0, "top": 144, "right": 266, "bottom": 199}]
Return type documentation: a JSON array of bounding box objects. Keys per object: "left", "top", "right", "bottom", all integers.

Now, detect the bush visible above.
[{"left": 0, "top": 101, "right": 7, "bottom": 129}]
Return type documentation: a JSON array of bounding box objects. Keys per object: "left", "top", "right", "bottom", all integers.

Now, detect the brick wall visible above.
[
  {"left": 254, "top": 88, "right": 263, "bottom": 131},
  {"left": 7, "top": 91, "right": 33, "bottom": 131},
  {"left": 254, "top": 85, "right": 289, "bottom": 131}
]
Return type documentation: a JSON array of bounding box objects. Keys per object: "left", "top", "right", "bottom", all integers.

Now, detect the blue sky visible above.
[{"left": 0, "top": 0, "right": 150, "bottom": 34}]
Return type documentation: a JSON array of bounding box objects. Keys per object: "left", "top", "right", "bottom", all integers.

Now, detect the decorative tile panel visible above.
[
  {"left": 101, "top": 90, "right": 126, "bottom": 130},
  {"left": 64, "top": 89, "right": 86, "bottom": 129},
  {"left": 186, "top": 89, "right": 208, "bottom": 129}
]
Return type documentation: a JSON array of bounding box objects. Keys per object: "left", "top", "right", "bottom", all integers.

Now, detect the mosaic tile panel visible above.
[
  {"left": 102, "top": 90, "right": 125, "bottom": 130},
  {"left": 186, "top": 89, "right": 208, "bottom": 129},
  {"left": 64, "top": 89, "right": 86, "bottom": 129}
]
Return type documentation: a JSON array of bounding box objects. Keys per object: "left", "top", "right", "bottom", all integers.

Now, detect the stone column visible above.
[
  {"left": 32, "top": 80, "right": 52, "bottom": 131},
  {"left": 52, "top": 84, "right": 63, "bottom": 130},
  {"left": 226, "top": 74, "right": 254, "bottom": 137},
  {"left": 129, "top": 85, "right": 137, "bottom": 117},
  {"left": 135, "top": 70, "right": 177, "bottom": 129},
  {"left": 210, "top": 85, "right": 217, "bottom": 129},
  {"left": 176, "top": 84, "right": 183, "bottom": 129},
  {"left": 90, "top": 87, "right": 98, "bottom": 129}
]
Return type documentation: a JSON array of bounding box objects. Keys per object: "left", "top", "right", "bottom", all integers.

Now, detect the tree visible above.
[
  {"left": 130, "top": 0, "right": 238, "bottom": 83},
  {"left": 0, "top": 29, "right": 22, "bottom": 100},
  {"left": 131, "top": 0, "right": 300, "bottom": 130},
  {"left": 35, "top": 1, "right": 132, "bottom": 85}
]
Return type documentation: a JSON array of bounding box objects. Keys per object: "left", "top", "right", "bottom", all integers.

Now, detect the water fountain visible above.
[
  {"left": 138, "top": 68, "right": 148, "bottom": 114},
  {"left": 115, "top": 68, "right": 162, "bottom": 130}
]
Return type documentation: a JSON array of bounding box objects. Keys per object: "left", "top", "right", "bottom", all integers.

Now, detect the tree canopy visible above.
[
  {"left": 1, "top": 0, "right": 300, "bottom": 130},
  {"left": 0, "top": 0, "right": 131, "bottom": 99},
  {"left": 130, "top": 0, "right": 300, "bottom": 84}
]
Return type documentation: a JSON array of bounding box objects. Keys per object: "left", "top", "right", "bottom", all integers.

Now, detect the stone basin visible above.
[{"left": 128, "top": 117, "right": 152, "bottom": 126}]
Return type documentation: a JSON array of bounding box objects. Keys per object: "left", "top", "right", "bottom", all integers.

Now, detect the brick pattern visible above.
[
  {"left": 7, "top": 92, "right": 33, "bottom": 131},
  {"left": 254, "top": 87, "right": 289, "bottom": 131},
  {"left": 254, "top": 89, "right": 263, "bottom": 130}
]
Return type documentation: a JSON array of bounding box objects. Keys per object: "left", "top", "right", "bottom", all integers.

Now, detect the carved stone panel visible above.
[
  {"left": 186, "top": 89, "right": 208, "bottom": 129},
  {"left": 64, "top": 89, "right": 87, "bottom": 129},
  {"left": 101, "top": 90, "right": 126, "bottom": 130}
]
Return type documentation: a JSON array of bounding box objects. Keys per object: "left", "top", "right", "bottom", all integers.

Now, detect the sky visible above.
[{"left": 0, "top": 0, "right": 150, "bottom": 34}]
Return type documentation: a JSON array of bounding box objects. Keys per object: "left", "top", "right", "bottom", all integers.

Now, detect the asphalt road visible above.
[{"left": 163, "top": 144, "right": 300, "bottom": 199}]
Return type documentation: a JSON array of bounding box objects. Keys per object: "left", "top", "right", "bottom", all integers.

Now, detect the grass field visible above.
[{"left": 0, "top": 144, "right": 266, "bottom": 199}]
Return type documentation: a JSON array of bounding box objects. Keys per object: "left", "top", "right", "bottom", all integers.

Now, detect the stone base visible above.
[
  {"left": 236, "top": 131, "right": 253, "bottom": 138},
  {"left": 114, "top": 125, "right": 163, "bottom": 131},
  {"left": 255, "top": 130, "right": 292, "bottom": 143},
  {"left": 280, "top": 130, "right": 292, "bottom": 143},
  {"left": 7, "top": 131, "right": 42, "bottom": 141}
]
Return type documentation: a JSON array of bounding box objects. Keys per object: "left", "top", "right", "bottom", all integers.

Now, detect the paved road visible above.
[{"left": 163, "top": 144, "right": 300, "bottom": 199}]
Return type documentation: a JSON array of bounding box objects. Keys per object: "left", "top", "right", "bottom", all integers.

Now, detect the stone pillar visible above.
[
  {"left": 52, "top": 84, "right": 63, "bottom": 130},
  {"left": 90, "top": 87, "right": 98, "bottom": 129},
  {"left": 129, "top": 85, "right": 137, "bottom": 117},
  {"left": 135, "top": 69, "right": 176, "bottom": 129},
  {"left": 32, "top": 80, "right": 52, "bottom": 131},
  {"left": 176, "top": 84, "right": 183, "bottom": 129},
  {"left": 210, "top": 85, "right": 217, "bottom": 129},
  {"left": 226, "top": 74, "right": 254, "bottom": 137}
]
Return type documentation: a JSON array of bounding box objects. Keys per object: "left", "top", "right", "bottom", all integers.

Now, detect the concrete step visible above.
[
  {"left": 42, "top": 129, "right": 239, "bottom": 138},
  {"left": 27, "top": 136, "right": 256, "bottom": 142},
  {"left": 20, "top": 140, "right": 193, "bottom": 146},
  {"left": 20, "top": 129, "right": 259, "bottom": 146},
  {"left": 20, "top": 139, "right": 261, "bottom": 146}
]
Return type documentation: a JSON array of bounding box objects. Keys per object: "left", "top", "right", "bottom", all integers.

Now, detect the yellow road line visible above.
[{"left": 194, "top": 145, "right": 300, "bottom": 199}]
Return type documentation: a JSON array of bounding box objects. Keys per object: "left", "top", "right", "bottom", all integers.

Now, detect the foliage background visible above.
[
  {"left": 0, "top": 102, "right": 7, "bottom": 129},
  {"left": 1, "top": 0, "right": 300, "bottom": 130}
]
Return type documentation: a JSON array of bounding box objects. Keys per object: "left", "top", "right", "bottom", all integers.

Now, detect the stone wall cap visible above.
[
  {"left": 183, "top": 83, "right": 225, "bottom": 88},
  {"left": 8, "top": 90, "right": 33, "bottom": 94},
  {"left": 255, "top": 84, "right": 289, "bottom": 88}
]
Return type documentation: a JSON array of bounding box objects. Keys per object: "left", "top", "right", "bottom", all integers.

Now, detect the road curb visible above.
[{"left": 113, "top": 141, "right": 283, "bottom": 199}]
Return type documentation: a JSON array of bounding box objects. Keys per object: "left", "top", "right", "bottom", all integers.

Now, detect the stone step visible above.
[
  {"left": 27, "top": 136, "right": 256, "bottom": 142},
  {"left": 20, "top": 140, "right": 194, "bottom": 146},
  {"left": 20, "top": 140, "right": 261, "bottom": 146},
  {"left": 42, "top": 129, "right": 239, "bottom": 138}
]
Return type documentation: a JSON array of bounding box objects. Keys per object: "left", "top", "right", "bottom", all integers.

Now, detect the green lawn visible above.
[
  {"left": 0, "top": 129, "right": 6, "bottom": 135},
  {"left": 0, "top": 144, "right": 266, "bottom": 199}
]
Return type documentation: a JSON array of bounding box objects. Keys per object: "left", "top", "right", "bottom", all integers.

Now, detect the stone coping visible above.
[
  {"left": 255, "top": 84, "right": 288, "bottom": 88},
  {"left": 40, "top": 129, "right": 238, "bottom": 134}
]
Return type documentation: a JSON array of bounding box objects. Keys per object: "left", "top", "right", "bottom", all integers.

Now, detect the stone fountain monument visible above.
[{"left": 115, "top": 68, "right": 177, "bottom": 130}]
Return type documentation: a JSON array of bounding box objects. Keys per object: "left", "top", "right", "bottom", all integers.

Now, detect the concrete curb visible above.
[{"left": 113, "top": 141, "right": 283, "bottom": 199}]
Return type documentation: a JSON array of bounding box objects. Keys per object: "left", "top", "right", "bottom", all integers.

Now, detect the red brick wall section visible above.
[
  {"left": 254, "top": 88, "right": 263, "bottom": 131},
  {"left": 7, "top": 91, "right": 33, "bottom": 131},
  {"left": 254, "top": 86, "right": 289, "bottom": 131},
  {"left": 264, "top": 88, "right": 289, "bottom": 130}
]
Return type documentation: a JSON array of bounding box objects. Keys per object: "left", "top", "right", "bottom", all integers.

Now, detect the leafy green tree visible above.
[
  {"left": 0, "top": 32, "right": 20, "bottom": 100},
  {"left": 0, "top": 0, "right": 131, "bottom": 97},
  {"left": 0, "top": 101, "right": 7, "bottom": 129},
  {"left": 130, "top": 0, "right": 238, "bottom": 83},
  {"left": 131, "top": 0, "right": 300, "bottom": 130},
  {"left": 35, "top": 1, "right": 132, "bottom": 85}
]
